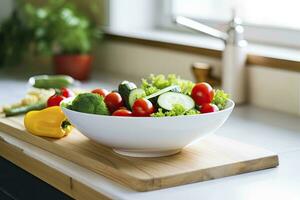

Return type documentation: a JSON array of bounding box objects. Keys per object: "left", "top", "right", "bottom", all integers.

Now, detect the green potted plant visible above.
[
  {"left": 24, "top": 0, "right": 99, "bottom": 80},
  {"left": 0, "top": 9, "right": 31, "bottom": 68}
]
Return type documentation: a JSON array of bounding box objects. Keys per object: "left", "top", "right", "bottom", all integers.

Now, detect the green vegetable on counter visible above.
[
  {"left": 151, "top": 104, "right": 200, "bottom": 117},
  {"left": 68, "top": 93, "right": 110, "bottom": 115},
  {"left": 29, "top": 75, "right": 75, "bottom": 89},
  {"left": 3, "top": 102, "right": 46, "bottom": 117},
  {"left": 212, "top": 89, "right": 230, "bottom": 110}
]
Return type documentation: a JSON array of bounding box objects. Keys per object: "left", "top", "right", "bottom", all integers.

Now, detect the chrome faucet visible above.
[{"left": 175, "top": 15, "right": 247, "bottom": 104}]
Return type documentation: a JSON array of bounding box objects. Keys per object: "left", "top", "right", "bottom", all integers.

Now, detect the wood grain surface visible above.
[{"left": 0, "top": 116, "right": 279, "bottom": 191}]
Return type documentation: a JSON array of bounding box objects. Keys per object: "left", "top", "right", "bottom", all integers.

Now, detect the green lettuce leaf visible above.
[
  {"left": 212, "top": 89, "right": 229, "bottom": 110},
  {"left": 151, "top": 104, "right": 200, "bottom": 117},
  {"left": 141, "top": 74, "right": 195, "bottom": 96}
]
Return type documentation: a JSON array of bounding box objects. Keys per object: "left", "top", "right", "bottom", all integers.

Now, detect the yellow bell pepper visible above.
[{"left": 24, "top": 106, "right": 72, "bottom": 138}]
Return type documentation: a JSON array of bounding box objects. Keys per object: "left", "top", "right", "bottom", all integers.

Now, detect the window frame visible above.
[{"left": 155, "top": 0, "right": 300, "bottom": 49}]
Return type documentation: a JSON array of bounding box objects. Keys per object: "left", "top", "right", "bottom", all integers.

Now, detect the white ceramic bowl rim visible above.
[{"left": 60, "top": 97, "right": 235, "bottom": 119}]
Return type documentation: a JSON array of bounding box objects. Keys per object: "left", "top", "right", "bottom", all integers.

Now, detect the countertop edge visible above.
[{"left": 0, "top": 134, "right": 112, "bottom": 200}]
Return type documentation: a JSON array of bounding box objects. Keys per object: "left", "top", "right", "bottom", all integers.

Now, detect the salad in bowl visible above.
[{"left": 61, "top": 74, "right": 234, "bottom": 157}]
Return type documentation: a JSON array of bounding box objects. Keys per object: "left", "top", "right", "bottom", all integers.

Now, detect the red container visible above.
[{"left": 53, "top": 54, "right": 92, "bottom": 81}]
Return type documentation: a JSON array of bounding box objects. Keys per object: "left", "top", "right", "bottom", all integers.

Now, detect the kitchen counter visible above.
[{"left": 1, "top": 74, "right": 300, "bottom": 200}]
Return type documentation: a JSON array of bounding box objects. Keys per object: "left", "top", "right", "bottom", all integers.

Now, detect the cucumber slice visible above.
[
  {"left": 146, "top": 85, "right": 180, "bottom": 104},
  {"left": 129, "top": 88, "right": 146, "bottom": 108},
  {"left": 157, "top": 92, "right": 195, "bottom": 111},
  {"left": 118, "top": 81, "right": 137, "bottom": 108}
]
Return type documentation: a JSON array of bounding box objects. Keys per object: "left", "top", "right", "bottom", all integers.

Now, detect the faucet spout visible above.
[
  {"left": 175, "top": 15, "right": 248, "bottom": 104},
  {"left": 175, "top": 16, "right": 228, "bottom": 42}
]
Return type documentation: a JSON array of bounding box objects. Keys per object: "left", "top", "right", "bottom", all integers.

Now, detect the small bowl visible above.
[{"left": 61, "top": 98, "right": 234, "bottom": 157}]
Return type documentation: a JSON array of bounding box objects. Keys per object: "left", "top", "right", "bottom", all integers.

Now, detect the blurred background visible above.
[{"left": 1, "top": 0, "right": 300, "bottom": 115}]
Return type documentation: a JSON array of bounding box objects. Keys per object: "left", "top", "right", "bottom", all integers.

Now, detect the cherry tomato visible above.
[
  {"left": 112, "top": 109, "right": 132, "bottom": 117},
  {"left": 200, "top": 103, "right": 219, "bottom": 113},
  {"left": 191, "top": 82, "right": 214, "bottom": 106},
  {"left": 104, "top": 92, "right": 123, "bottom": 113},
  {"left": 132, "top": 98, "right": 154, "bottom": 117},
  {"left": 61, "top": 88, "right": 74, "bottom": 98},
  {"left": 91, "top": 88, "right": 109, "bottom": 97},
  {"left": 47, "top": 94, "right": 66, "bottom": 107}
]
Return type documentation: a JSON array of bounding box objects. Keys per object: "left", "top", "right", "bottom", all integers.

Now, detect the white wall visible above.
[
  {"left": 248, "top": 66, "right": 300, "bottom": 115},
  {"left": 108, "top": 0, "right": 159, "bottom": 30},
  {"left": 95, "top": 40, "right": 221, "bottom": 81},
  {"left": 94, "top": 39, "right": 300, "bottom": 116}
]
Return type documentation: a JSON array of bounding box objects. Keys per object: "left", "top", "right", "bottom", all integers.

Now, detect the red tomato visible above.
[
  {"left": 91, "top": 88, "right": 109, "bottom": 97},
  {"left": 61, "top": 88, "right": 74, "bottom": 98},
  {"left": 200, "top": 103, "right": 219, "bottom": 113},
  {"left": 132, "top": 98, "right": 154, "bottom": 117},
  {"left": 47, "top": 94, "right": 66, "bottom": 107},
  {"left": 191, "top": 82, "right": 214, "bottom": 106},
  {"left": 104, "top": 92, "right": 123, "bottom": 113},
  {"left": 112, "top": 109, "right": 132, "bottom": 117}
]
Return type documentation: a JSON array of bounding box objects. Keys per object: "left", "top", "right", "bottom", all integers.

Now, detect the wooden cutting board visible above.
[{"left": 0, "top": 116, "right": 279, "bottom": 191}]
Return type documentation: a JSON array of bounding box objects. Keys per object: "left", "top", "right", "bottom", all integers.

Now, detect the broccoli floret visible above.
[{"left": 70, "top": 93, "right": 110, "bottom": 115}]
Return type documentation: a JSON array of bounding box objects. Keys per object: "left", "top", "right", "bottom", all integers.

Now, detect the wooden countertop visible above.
[{"left": 0, "top": 76, "right": 300, "bottom": 200}]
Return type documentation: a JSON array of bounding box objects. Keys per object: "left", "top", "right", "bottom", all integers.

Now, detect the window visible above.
[
  {"left": 172, "top": 0, "right": 300, "bottom": 30},
  {"left": 159, "top": 0, "right": 300, "bottom": 48}
]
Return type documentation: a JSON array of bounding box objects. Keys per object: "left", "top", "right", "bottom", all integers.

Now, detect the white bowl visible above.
[{"left": 61, "top": 99, "right": 234, "bottom": 157}]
